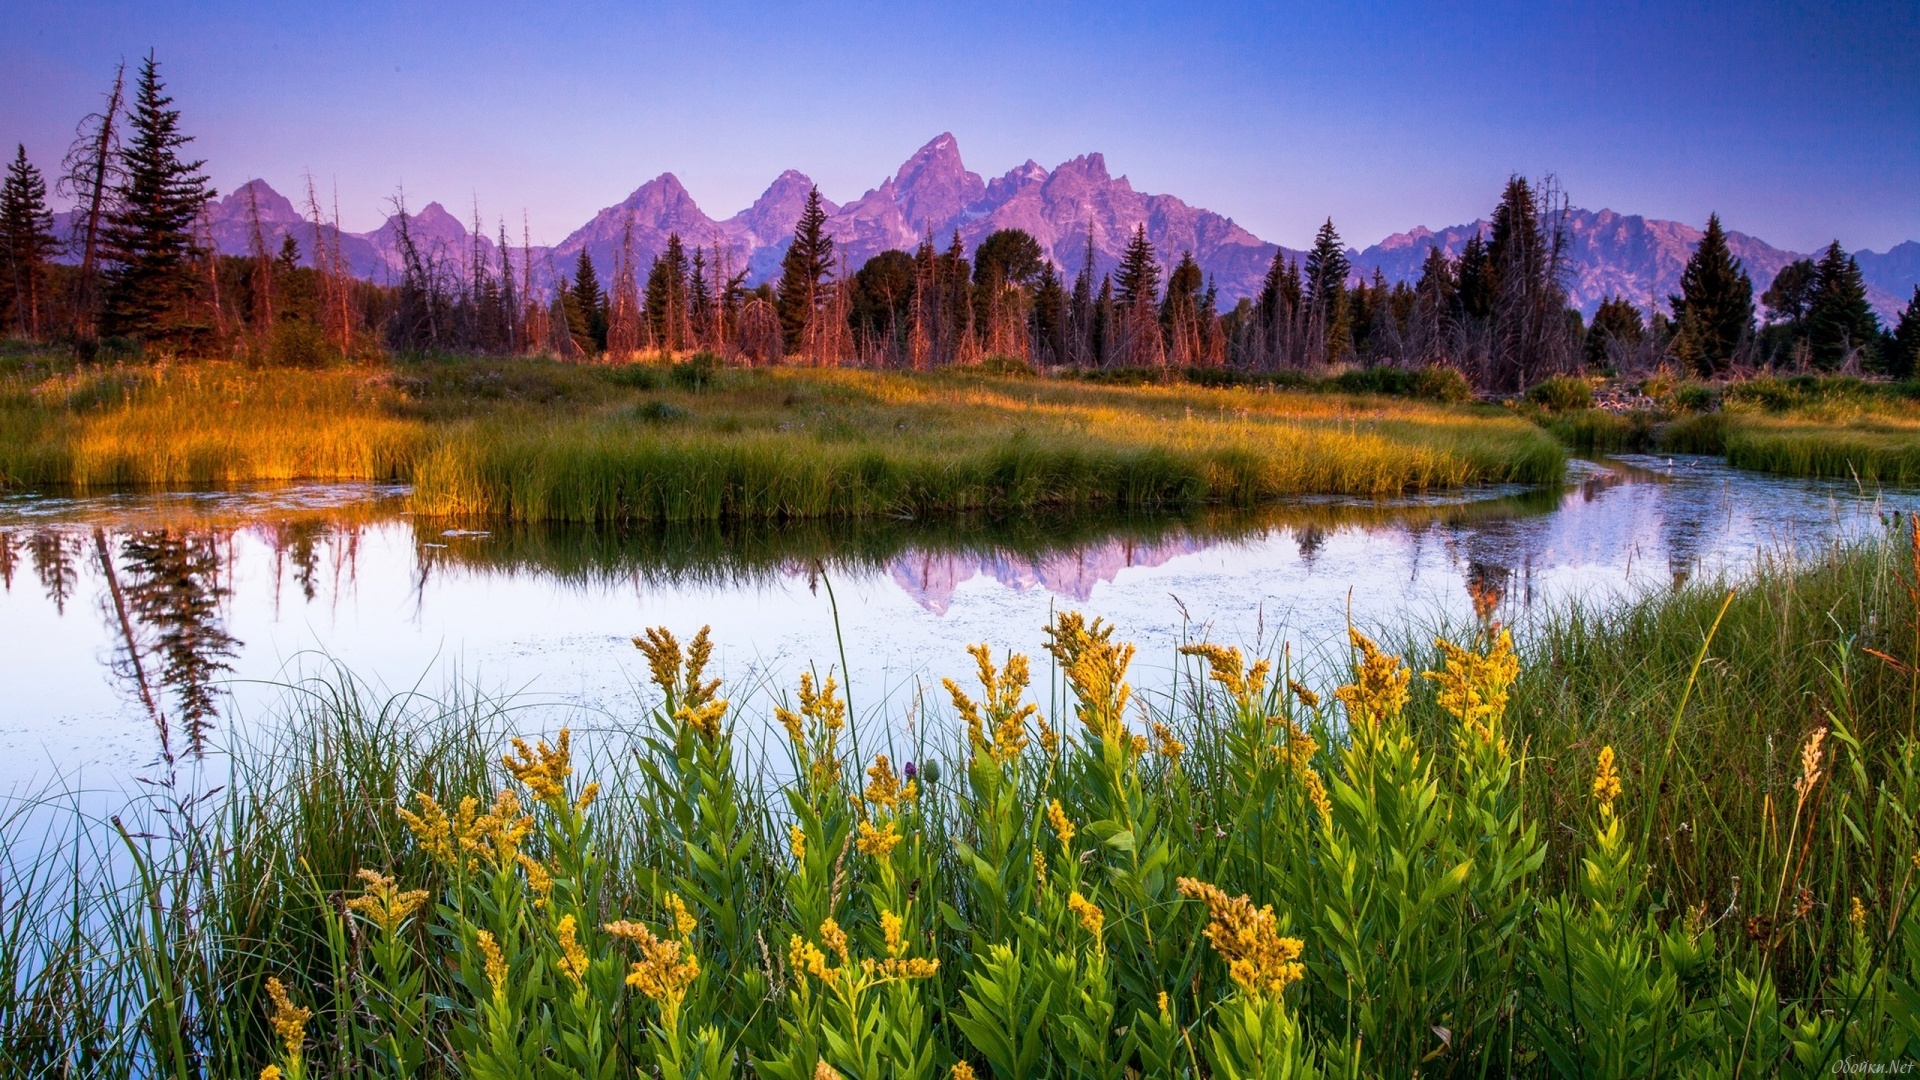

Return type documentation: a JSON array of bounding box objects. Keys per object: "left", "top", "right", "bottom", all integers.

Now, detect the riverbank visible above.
[
  {"left": 0, "top": 353, "right": 1565, "bottom": 522},
  {"left": 3, "top": 527, "right": 1917, "bottom": 1075}
]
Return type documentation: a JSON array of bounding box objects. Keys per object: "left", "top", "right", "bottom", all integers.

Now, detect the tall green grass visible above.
[{"left": 7, "top": 527, "right": 1920, "bottom": 1076}]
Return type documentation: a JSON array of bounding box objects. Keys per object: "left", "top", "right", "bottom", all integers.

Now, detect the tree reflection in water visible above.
[{"left": 107, "top": 530, "right": 242, "bottom": 757}]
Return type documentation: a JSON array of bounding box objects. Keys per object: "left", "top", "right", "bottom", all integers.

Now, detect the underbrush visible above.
[{"left": 7, "top": 529, "right": 1920, "bottom": 1075}]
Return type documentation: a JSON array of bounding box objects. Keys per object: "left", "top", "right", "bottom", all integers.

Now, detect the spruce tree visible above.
[
  {"left": 1584, "top": 296, "right": 1645, "bottom": 370},
  {"left": 1031, "top": 260, "right": 1067, "bottom": 364},
  {"left": 570, "top": 249, "right": 607, "bottom": 353},
  {"left": 1161, "top": 251, "right": 1203, "bottom": 337},
  {"left": 1258, "top": 246, "right": 1291, "bottom": 329},
  {"left": 775, "top": 187, "right": 834, "bottom": 351},
  {"left": 1114, "top": 226, "right": 1160, "bottom": 310},
  {"left": 1666, "top": 214, "right": 1753, "bottom": 376},
  {"left": 1304, "top": 218, "right": 1350, "bottom": 359},
  {"left": 1804, "top": 241, "right": 1878, "bottom": 371},
  {"left": 1889, "top": 287, "right": 1920, "bottom": 381},
  {"left": 1, "top": 144, "right": 60, "bottom": 339},
  {"left": 1455, "top": 234, "right": 1494, "bottom": 321},
  {"left": 99, "top": 52, "right": 214, "bottom": 343}
]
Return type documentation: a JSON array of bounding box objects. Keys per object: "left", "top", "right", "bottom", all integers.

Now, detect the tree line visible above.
[{"left": 6, "top": 55, "right": 1918, "bottom": 387}]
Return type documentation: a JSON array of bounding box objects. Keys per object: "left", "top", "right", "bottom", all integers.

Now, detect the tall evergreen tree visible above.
[
  {"left": 775, "top": 187, "right": 834, "bottom": 352},
  {"left": 643, "top": 234, "right": 689, "bottom": 353},
  {"left": 99, "top": 52, "right": 214, "bottom": 343},
  {"left": 1667, "top": 213, "right": 1754, "bottom": 376},
  {"left": 1, "top": 145, "right": 59, "bottom": 339},
  {"left": 1031, "top": 260, "right": 1067, "bottom": 365},
  {"left": 1257, "top": 247, "right": 1291, "bottom": 328},
  {"left": 1889, "top": 287, "right": 1920, "bottom": 381},
  {"left": 1304, "top": 218, "right": 1350, "bottom": 359},
  {"left": 1585, "top": 296, "right": 1645, "bottom": 369},
  {"left": 570, "top": 249, "right": 607, "bottom": 353},
  {"left": 1114, "top": 226, "right": 1160, "bottom": 310},
  {"left": 1804, "top": 241, "right": 1878, "bottom": 371},
  {"left": 1454, "top": 234, "right": 1494, "bottom": 321},
  {"left": 1161, "top": 251, "right": 1204, "bottom": 336}
]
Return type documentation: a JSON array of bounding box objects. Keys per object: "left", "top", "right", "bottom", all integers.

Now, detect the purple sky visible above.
[{"left": 4, "top": 1, "right": 1916, "bottom": 252}]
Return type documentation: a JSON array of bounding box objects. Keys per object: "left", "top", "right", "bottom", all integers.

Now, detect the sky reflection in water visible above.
[{"left": 1, "top": 456, "right": 1913, "bottom": 791}]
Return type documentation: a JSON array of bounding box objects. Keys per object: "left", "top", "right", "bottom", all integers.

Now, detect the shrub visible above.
[{"left": 1525, "top": 374, "right": 1594, "bottom": 412}]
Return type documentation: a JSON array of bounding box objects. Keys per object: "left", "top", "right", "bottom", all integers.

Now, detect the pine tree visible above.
[
  {"left": 1032, "top": 260, "right": 1067, "bottom": 365},
  {"left": 1667, "top": 213, "right": 1754, "bottom": 376},
  {"left": 1161, "top": 250, "right": 1204, "bottom": 362},
  {"left": 1804, "top": 241, "right": 1878, "bottom": 371},
  {"left": 1304, "top": 218, "right": 1350, "bottom": 360},
  {"left": 1114, "top": 226, "right": 1160, "bottom": 310},
  {"left": 569, "top": 249, "right": 607, "bottom": 353},
  {"left": 99, "top": 52, "right": 214, "bottom": 343},
  {"left": 1585, "top": 296, "right": 1645, "bottom": 370},
  {"left": 1889, "top": 287, "right": 1920, "bottom": 381},
  {"left": 776, "top": 187, "right": 834, "bottom": 353},
  {"left": 1, "top": 145, "right": 60, "bottom": 339},
  {"left": 1455, "top": 234, "right": 1494, "bottom": 321}
]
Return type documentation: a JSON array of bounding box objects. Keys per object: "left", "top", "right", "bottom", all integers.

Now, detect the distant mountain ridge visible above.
[{"left": 79, "top": 134, "right": 1917, "bottom": 323}]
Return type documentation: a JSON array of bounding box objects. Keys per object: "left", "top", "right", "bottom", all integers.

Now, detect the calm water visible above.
[{"left": 1, "top": 456, "right": 1913, "bottom": 791}]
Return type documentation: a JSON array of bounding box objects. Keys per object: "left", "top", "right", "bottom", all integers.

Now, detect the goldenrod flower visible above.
[
  {"left": 855, "top": 819, "right": 901, "bottom": 858},
  {"left": 789, "top": 934, "right": 828, "bottom": 979},
  {"left": 1281, "top": 720, "right": 1318, "bottom": 773},
  {"left": 814, "top": 1061, "right": 843, "bottom": 1080},
  {"left": 675, "top": 698, "right": 728, "bottom": 742},
  {"left": 864, "top": 755, "right": 905, "bottom": 810},
  {"left": 574, "top": 781, "right": 600, "bottom": 811},
  {"left": 605, "top": 919, "right": 700, "bottom": 1009},
  {"left": 1047, "top": 799, "right": 1076, "bottom": 849},
  {"left": 1795, "top": 727, "right": 1828, "bottom": 802},
  {"left": 1301, "top": 769, "right": 1332, "bottom": 822},
  {"left": 517, "top": 853, "right": 554, "bottom": 905},
  {"left": 476, "top": 930, "right": 508, "bottom": 992},
  {"left": 1151, "top": 721, "right": 1185, "bottom": 762},
  {"left": 881, "top": 909, "right": 906, "bottom": 957},
  {"left": 264, "top": 977, "right": 310, "bottom": 1059},
  {"left": 1157, "top": 990, "right": 1171, "bottom": 1017},
  {"left": 1175, "top": 878, "right": 1305, "bottom": 999},
  {"left": 1334, "top": 629, "right": 1410, "bottom": 734},
  {"left": 345, "top": 869, "right": 428, "bottom": 934},
  {"left": 1851, "top": 896, "right": 1868, "bottom": 931},
  {"left": 1180, "top": 643, "right": 1272, "bottom": 703},
  {"left": 1422, "top": 631, "right": 1519, "bottom": 743},
  {"left": 467, "top": 789, "right": 532, "bottom": 868},
  {"left": 820, "top": 919, "right": 849, "bottom": 965},
  {"left": 636, "top": 626, "right": 728, "bottom": 742},
  {"left": 1287, "top": 679, "right": 1320, "bottom": 709},
  {"left": 789, "top": 824, "right": 807, "bottom": 861},
  {"left": 1593, "top": 745, "right": 1622, "bottom": 813},
  {"left": 1068, "top": 891, "right": 1105, "bottom": 939},
  {"left": 502, "top": 729, "right": 572, "bottom": 806},
  {"left": 1129, "top": 733, "right": 1150, "bottom": 758},
  {"left": 951, "top": 1064, "right": 978, "bottom": 1080},
  {"left": 557, "top": 914, "right": 590, "bottom": 985},
  {"left": 1036, "top": 715, "right": 1059, "bottom": 757},
  {"left": 260, "top": 1067, "right": 282, "bottom": 1080},
  {"left": 1033, "top": 845, "right": 1048, "bottom": 888},
  {"left": 1045, "top": 612, "right": 1136, "bottom": 748},
  {"left": 665, "top": 892, "right": 697, "bottom": 939},
  {"left": 397, "top": 791, "right": 478, "bottom": 869}
]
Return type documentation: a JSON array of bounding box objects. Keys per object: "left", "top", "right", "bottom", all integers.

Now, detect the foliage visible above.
[{"left": 1525, "top": 375, "right": 1594, "bottom": 413}]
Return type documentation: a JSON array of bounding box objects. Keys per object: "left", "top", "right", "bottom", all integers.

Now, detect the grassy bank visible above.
[
  {"left": 6, "top": 527, "right": 1920, "bottom": 1076},
  {"left": 0, "top": 353, "right": 1564, "bottom": 522}
]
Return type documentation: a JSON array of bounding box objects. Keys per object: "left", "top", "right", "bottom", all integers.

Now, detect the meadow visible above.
[
  {"left": 0, "top": 351, "right": 1565, "bottom": 523},
  {"left": 5, "top": 523, "right": 1920, "bottom": 1078}
]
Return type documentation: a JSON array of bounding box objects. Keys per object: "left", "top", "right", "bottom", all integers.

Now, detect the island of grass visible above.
[{"left": 0, "top": 350, "right": 1566, "bottom": 522}]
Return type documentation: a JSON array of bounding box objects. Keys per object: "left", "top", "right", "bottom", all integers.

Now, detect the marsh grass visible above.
[
  {"left": 9, "top": 528, "right": 1920, "bottom": 1076},
  {"left": 0, "top": 360, "right": 1565, "bottom": 522}
]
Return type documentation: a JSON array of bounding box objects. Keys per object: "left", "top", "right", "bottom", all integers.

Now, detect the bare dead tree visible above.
[
  {"left": 58, "top": 61, "right": 126, "bottom": 345},
  {"left": 245, "top": 184, "right": 273, "bottom": 347}
]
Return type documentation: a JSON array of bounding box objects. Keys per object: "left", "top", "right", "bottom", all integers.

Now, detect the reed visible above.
[{"left": 6, "top": 527, "right": 1920, "bottom": 1077}]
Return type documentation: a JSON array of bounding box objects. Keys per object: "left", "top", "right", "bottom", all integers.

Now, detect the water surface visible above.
[{"left": 1, "top": 456, "right": 1910, "bottom": 791}]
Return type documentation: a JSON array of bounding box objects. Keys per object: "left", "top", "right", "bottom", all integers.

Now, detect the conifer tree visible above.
[
  {"left": 1454, "top": 234, "right": 1494, "bottom": 321},
  {"left": 1304, "top": 218, "right": 1350, "bottom": 360},
  {"left": 1667, "top": 213, "right": 1754, "bottom": 376},
  {"left": 569, "top": 249, "right": 607, "bottom": 353},
  {"left": 1804, "top": 241, "right": 1878, "bottom": 371},
  {"left": 1, "top": 145, "right": 60, "bottom": 339},
  {"left": 1585, "top": 296, "right": 1645, "bottom": 370},
  {"left": 1114, "top": 226, "right": 1160, "bottom": 310},
  {"left": 1032, "top": 260, "right": 1067, "bottom": 365},
  {"left": 1257, "top": 247, "right": 1291, "bottom": 329},
  {"left": 1889, "top": 287, "right": 1920, "bottom": 381},
  {"left": 1161, "top": 250, "right": 1204, "bottom": 362},
  {"left": 99, "top": 52, "right": 214, "bottom": 343},
  {"left": 775, "top": 187, "right": 834, "bottom": 352}
]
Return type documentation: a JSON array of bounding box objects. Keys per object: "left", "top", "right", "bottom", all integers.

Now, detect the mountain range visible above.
[{"left": 81, "top": 133, "right": 1919, "bottom": 323}]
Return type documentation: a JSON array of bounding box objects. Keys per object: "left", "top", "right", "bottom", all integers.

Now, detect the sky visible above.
[{"left": 3, "top": 1, "right": 1916, "bottom": 253}]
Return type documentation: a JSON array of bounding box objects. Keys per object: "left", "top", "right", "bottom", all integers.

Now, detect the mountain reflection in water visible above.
[{"left": 0, "top": 457, "right": 1912, "bottom": 786}]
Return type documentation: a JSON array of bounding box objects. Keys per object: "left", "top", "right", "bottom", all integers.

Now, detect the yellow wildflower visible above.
[
  {"left": 1033, "top": 845, "right": 1048, "bottom": 888},
  {"left": 881, "top": 909, "right": 907, "bottom": 957},
  {"left": 517, "top": 853, "right": 554, "bottom": 904},
  {"left": 605, "top": 919, "right": 700, "bottom": 1009},
  {"left": 789, "top": 824, "right": 807, "bottom": 861},
  {"left": 1281, "top": 720, "right": 1318, "bottom": 772},
  {"left": 1129, "top": 733, "right": 1150, "bottom": 758},
  {"left": 557, "top": 914, "right": 590, "bottom": 984},
  {"left": 1068, "top": 891, "right": 1105, "bottom": 939},
  {"left": 574, "top": 782, "right": 600, "bottom": 811},
  {"left": 1151, "top": 721, "right": 1185, "bottom": 762},
  {"left": 466, "top": 789, "right": 532, "bottom": 868},
  {"left": 1157, "top": 990, "right": 1171, "bottom": 1017},
  {"left": 1851, "top": 896, "right": 1868, "bottom": 931},
  {"left": 815, "top": 1061, "right": 843, "bottom": 1080},
  {"left": 1180, "top": 643, "right": 1272, "bottom": 703},
  {"left": 946, "top": 644, "right": 1038, "bottom": 763},
  {"left": 344, "top": 869, "right": 428, "bottom": 934},
  {"left": 1333, "top": 629, "right": 1411, "bottom": 734},
  {"left": 1301, "top": 768, "right": 1332, "bottom": 822},
  {"left": 1045, "top": 612, "right": 1136, "bottom": 748},
  {"left": 397, "top": 792, "right": 479, "bottom": 869},
  {"left": 1047, "top": 799, "right": 1076, "bottom": 849},
  {"left": 1422, "top": 631, "right": 1519, "bottom": 744},
  {"left": 820, "top": 918, "right": 850, "bottom": 965},
  {"left": 665, "top": 892, "right": 697, "bottom": 939},
  {"left": 264, "top": 976, "right": 310, "bottom": 1059},
  {"left": 1796, "top": 727, "right": 1828, "bottom": 802},
  {"left": 476, "top": 930, "right": 508, "bottom": 991},
  {"left": 502, "top": 729, "right": 572, "bottom": 806},
  {"left": 1287, "top": 679, "right": 1320, "bottom": 709},
  {"left": 1176, "top": 878, "right": 1305, "bottom": 999},
  {"left": 1593, "top": 745, "right": 1622, "bottom": 813},
  {"left": 789, "top": 934, "right": 829, "bottom": 979},
  {"left": 260, "top": 1067, "right": 282, "bottom": 1080},
  {"left": 865, "top": 755, "right": 904, "bottom": 810},
  {"left": 1036, "top": 715, "right": 1059, "bottom": 757},
  {"left": 855, "top": 819, "right": 901, "bottom": 858},
  {"left": 951, "top": 1064, "right": 978, "bottom": 1080}
]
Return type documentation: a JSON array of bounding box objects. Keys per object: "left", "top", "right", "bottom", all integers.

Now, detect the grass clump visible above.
[{"left": 10, "top": 528, "right": 1920, "bottom": 1075}]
